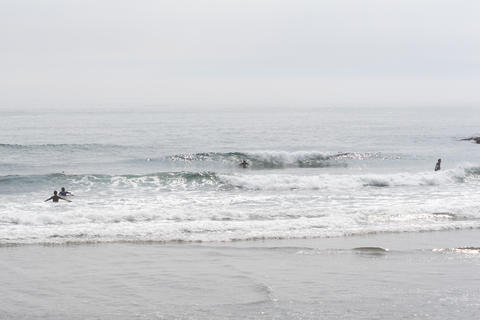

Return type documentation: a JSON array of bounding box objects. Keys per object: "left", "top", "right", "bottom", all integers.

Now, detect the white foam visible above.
[
  {"left": 2, "top": 166, "right": 480, "bottom": 244},
  {"left": 219, "top": 167, "right": 473, "bottom": 191},
  {"left": 1, "top": 184, "right": 480, "bottom": 244}
]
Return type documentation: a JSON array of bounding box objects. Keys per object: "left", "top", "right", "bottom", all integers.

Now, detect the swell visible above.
[
  {"left": 110, "top": 151, "right": 350, "bottom": 169},
  {"left": 156, "top": 151, "right": 402, "bottom": 169},
  {"left": 1, "top": 145, "right": 404, "bottom": 169},
  {"left": 167, "top": 151, "right": 341, "bottom": 168},
  {"left": 0, "top": 143, "right": 127, "bottom": 151}
]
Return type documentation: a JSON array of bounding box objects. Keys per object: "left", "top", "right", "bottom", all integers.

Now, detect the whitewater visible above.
[{"left": 1, "top": 108, "right": 480, "bottom": 244}]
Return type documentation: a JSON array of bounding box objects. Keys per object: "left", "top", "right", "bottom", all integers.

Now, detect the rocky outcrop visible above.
[{"left": 461, "top": 137, "right": 480, "bottom": 144}]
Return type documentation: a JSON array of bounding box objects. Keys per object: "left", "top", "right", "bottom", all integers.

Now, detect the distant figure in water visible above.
[
  {"left": 434, "top": 159, "right": 441, "bottom": 171},
  {"left": 45, "top": 191, "right": 71, "bottom": 203},
  {"left": 59, "top": 187, "right": 73, "bottom": 196},
  {"left": 239, "top": 159, "right": 249, "bottom": 168}
]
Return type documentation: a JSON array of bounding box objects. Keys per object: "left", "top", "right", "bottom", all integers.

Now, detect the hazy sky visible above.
[{"left": 1, "top": 0, "right": 479, "bottom": 109}]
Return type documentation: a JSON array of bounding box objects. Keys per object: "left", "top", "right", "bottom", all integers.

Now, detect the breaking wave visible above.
[
  {"left": 0, "top": 172, "right": 223, "bottom": 193},
  {"left": 158, "top": 150, "right": 406, "bottom": 169},
  {"left": 1, "top": 165, "right": 479, "bottom": 193},
  {"left": 220, "top": 166, "right": 479, "bottom": 191},
  {"left": 0, "top": 144, "right": 406, "bottom": 170},
  {"left": 154, "top": 151, "right": 349, "bottom": 169}
]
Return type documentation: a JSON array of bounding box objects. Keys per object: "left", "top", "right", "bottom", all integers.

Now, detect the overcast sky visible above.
[{"left": 1, "top": 0, "right": 479, "bottom": 110}]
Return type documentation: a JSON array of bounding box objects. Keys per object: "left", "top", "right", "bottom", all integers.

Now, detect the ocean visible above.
[
  {"left": 1, "top": 107, "right": 480, "bottom": 319},
  {"left": 1, "top": 107, "right": 480, "bottom": 244}
]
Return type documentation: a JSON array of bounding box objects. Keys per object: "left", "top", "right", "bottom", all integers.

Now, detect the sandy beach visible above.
[{"left": 1, "top": 229, "right": 479, "bottom": 319}]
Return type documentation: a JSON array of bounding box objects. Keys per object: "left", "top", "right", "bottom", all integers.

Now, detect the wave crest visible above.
[
  {"left": 1, "top": 166, "right": 479, "bottom": 193},
  {"left": 164, "top": 151, "right": 347, "bottom": 169}
]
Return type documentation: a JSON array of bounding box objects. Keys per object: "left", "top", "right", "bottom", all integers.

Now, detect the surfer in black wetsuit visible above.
[
  {"left": 434, "top": 159, "right": 441, "bottom": 171},
  {"left": 45, "top": 191, "right": 71, "bottom": 203},
  {"left": 59, "top": 187, "right": 73, "bottom": 196},
  {"left": 239, "top": 159, "right": 249, "bottom": 168}
]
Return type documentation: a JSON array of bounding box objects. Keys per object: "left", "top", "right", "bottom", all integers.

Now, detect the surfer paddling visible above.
[
  {"left": 45, "top": 191, "right": 72, "bottom": 203},
  {"left": 239, "top": 159, "right": 249, "bottom": 168}
]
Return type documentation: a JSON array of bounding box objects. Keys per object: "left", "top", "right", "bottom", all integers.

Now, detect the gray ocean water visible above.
[
  {"left": 2, "top": 107, "right": 480, "bottom": 319},
  {"left": 1, "top": 107, "right": 480, "bottom": 244}
]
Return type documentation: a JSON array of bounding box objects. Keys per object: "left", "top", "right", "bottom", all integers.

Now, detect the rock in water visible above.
[{"left": 461, "top": 137, "right": 480, "bottom": 144}]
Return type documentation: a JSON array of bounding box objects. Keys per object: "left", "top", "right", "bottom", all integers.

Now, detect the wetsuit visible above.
[{"left": 46, "top": 195, "right": 62, "bottom": 202}]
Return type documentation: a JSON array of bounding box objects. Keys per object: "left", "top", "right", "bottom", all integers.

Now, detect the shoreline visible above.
[
  {"left": 2, "top": 228, "right": 479, "bottom": 319},
  {"left": 1, "top": 227, "right": 479, "bottom": 249}
]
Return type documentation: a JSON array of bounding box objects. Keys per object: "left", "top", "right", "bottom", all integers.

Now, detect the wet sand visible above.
[{"left": 1, "top": 229, "right": 479, "bottom": 319}]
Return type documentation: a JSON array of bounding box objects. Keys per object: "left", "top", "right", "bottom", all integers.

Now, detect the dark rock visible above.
[{"left": 461, "top": 137, "right": 480, "bottom": 144}]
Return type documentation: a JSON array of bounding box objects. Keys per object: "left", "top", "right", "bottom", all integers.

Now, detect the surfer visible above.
[
  {"left": 45, "top": 191, "right": 72, "bottom": 203},
  {"left": 239, "top": 159, "right": 249, "bottom": 168},
  {"left": 434, "top": 159, "right": 441, "bottom": 171},
  {"left": 59, "top": 187, "right": 73, "bottom": 196}
]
